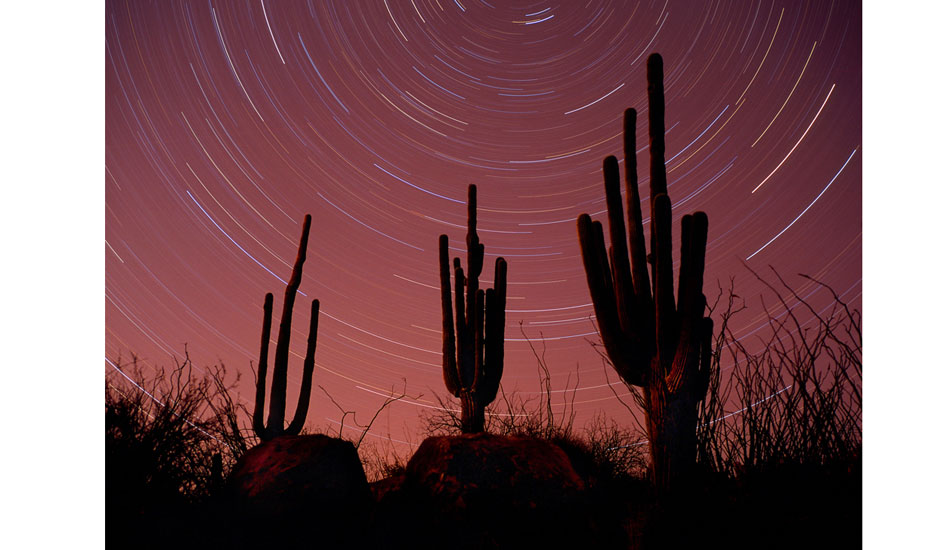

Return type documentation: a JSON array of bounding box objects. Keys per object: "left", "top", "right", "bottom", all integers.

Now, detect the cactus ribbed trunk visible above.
[
  {"left": 645, "top": 383, "right": 700, "bottom": 490},
  {"left": 576, "top": 53, "right": 713, "bottom": 492},
  {"left": 460, "top": 392, "right": 485, "bottom": 434}
]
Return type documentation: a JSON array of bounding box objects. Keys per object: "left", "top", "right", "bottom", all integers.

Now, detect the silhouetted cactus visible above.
[
  {"left": 253, "top": 215, "right": 320, "bottom": 442},
  {"left": 577, "top": 54, "right": 713, "bottom": 490},
  {"left": 439, "top": 184, "right": 508, "bottom": 433}
]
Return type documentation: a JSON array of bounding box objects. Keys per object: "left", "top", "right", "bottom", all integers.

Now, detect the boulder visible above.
[
  {"left": 369, "top": 472, "right": 405, "bottom": 502},
  {"left": 406, "top": 432, "right": 585, "bottom": 503},
  {"left": 377, "top": 433, "right": 595, "bottom": 549},
  {"left": 225, "top": 434, "right": 372, "bottom": 548}
]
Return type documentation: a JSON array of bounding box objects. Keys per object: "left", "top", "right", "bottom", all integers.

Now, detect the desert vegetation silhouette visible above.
[{"left": 105, "top": 52, "right": 861, "bottom": 550}]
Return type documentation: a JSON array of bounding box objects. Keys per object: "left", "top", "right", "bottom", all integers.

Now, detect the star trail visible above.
[{"left": 105, "top": 0, "right": 861, "bottom": 454}]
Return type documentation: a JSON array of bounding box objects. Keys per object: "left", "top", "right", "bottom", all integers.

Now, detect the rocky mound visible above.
[
  {"left": 225, "top": 434, "right": 372, "bottom": 547},
  {"left": 374, "top": 432, "right": 620, "bottom": 549}
]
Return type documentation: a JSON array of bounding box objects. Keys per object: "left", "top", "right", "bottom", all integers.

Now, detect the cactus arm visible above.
[
  {"left": 484, "top": 288, "right": 504, "bottom": 406},
  {"left": 623, "top": 108, "right": 652, "bottom": 302},
  {"left": 577, "top": 217, "right": 620, "bottom": 335},
  {"left": 603, "top": 155, "right": 637, "bottom": 337},
  {"left": 667, "top": 301, "right": 702, "bottom": 393},
  {"left": 454, "top": 260, "right": 471, "bottom": 387},
  {"left": 577, "top": 215, "right": 645, "bottom": 387},
  {"left": 677, "top": 215, "right": 696, "bottom": 312},
  {"left": 692, "top": 316, "right": 714, "bottom": 402},
  {"left": 652, "top": 194, "right": 676, "bottom": 368},
  {"left": 439, "top": 235, "right": 461, "bottom": 396},
  {"left": 287, "top": 299, "right": 320, "bottom": 435},
  {"left": 475, "top": 288, "right": 486, "bottom": 390},
  {"left": 479, "top": 257, "right": 507, "bottom": 404},
  {"left": 675, "top": 213, "right": 708, "bottom": 321},
  {"left": 494, "top": 256, "right": 507, "bottom": 317},
  {"left": 253, "top": 292, "right": 274, "bottom": 439},
  {"left": 647, "top": 54, "right": 668, "bottom": 201},
  {"left": 668, "top": 213, "right": 709, "bottom": 392},
  {"left": 685, "top": 213, "right": 709, "bottom": 311},
  {"left": 647, "top": 53, "right": 668, "bottom": 300}
]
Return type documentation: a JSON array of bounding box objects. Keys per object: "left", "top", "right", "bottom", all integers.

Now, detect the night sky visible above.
[{"left": 105, "top": 0, "right": 861, "bottom": 453}]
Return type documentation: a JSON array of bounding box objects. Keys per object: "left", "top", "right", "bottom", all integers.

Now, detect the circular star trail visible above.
[{"left": 106, "top": 0, "right": 861, "bottom": 453}]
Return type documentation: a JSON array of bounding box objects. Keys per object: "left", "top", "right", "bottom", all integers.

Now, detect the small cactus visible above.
[
  {"left": 439, "top": 185, "right": 507, "bottom": 433},
  {"left": 252, "top": 215, "right": 320, "bottom": 442}
]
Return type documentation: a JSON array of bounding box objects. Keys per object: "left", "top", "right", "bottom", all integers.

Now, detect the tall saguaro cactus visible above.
[
  {"left": 253, "top": 215, "right": 320, "bottom": 442},
  {"left": 439, "top": 184, "right": 508, "bottom": 433},
  {"left": 577, "top": 54, "right": 713, "bottom": 490}
]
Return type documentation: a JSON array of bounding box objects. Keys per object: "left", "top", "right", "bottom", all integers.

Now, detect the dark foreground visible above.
[{"left": 107, "top": 433, "right": 860, "bottom": 550}]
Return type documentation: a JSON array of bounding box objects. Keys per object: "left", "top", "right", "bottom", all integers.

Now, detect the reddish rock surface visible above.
[
  {"left": 225, "top": 434, "right": 371, "bottom": 547},
  {"left": 229, "top": 433, "right": 369, "bottom": 505},
  {"left": 372, "top": 433, "right": 603, "bottom": 549},
  {"left": 404, "top": 432, "right": 585, "bottom": 505},
  {"left": 369, "top": 472, "right": 405, "bottom": 502}
]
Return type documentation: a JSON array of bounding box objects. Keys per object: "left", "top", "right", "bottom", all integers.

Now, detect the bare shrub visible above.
[
  {"left": 318, "top": 381, "right": 420, "bottom": 482},
  {"left": 582, "top": 413, "right": 650, "bottom": 480},
  {"left": 361, "top": 442, "right": 410, "bottom": 482},
  {"left": 697, "top": 269, "right": 862, "bottom": 476},
  {"left": 421, "top": 323, "right": 649, "bottom": 482},
  {"left": 421, "top": 322, "right": 579, "bottom": 440},
  {"left": 105, "top": 351, "right": 251, "bottom": 503}
]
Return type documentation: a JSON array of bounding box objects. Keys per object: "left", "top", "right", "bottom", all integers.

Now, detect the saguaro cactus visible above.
[
  {"left": 253, "top": 215, "right": 320, "bottom": 442},
  {"left": 439, "top": 184, "right": 508, "bottom": 433},
  {"left": 577, "top": 54, "right": 713, "bottom": 490}
]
